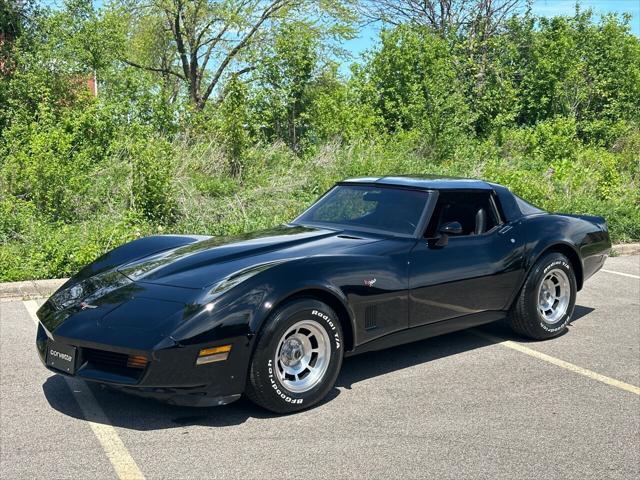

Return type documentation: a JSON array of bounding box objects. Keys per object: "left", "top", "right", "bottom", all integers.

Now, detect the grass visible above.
[{"left": 0, "top": 129, "right": 638, "bottom": 282}]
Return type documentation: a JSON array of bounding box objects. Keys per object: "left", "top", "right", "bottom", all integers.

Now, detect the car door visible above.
[{"left": 408, "top": 189, "right": 526, "bottom": 327}]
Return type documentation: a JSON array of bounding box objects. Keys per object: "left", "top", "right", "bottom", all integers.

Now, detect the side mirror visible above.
[{"left": 433, "top": 221, "right": 463, "bottom": 247}]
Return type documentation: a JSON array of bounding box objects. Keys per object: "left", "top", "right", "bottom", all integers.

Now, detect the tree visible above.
[
  {"left": 117, "top": 0, "right": 304, "bottom": 110},
  {"left": 254, "top": 21, "right": 319, "bottom": 151},
  {"left": 359, "top": 0, "right": 524, "bottom": 40},
  {"left": 355, "top": 25, "right": 473, "bottom": 158},
  {"left": 0, "top": 0, "right": 32, "bottom": 41},
  {"left": 0, "top": 0, "right": 37, "bottom": 74}
]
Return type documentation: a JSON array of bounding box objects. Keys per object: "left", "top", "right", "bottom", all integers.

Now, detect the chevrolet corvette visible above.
[{"left": 36, "top": 176, "right": 611, "bottom": 413}]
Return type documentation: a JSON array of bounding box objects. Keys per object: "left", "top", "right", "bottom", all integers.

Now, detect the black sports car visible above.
[{"left": 36, "top": 176, "right": 611, "bottom": 413}]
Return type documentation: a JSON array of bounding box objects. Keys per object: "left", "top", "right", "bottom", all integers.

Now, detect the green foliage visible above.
[
  {"left": 219, "top": 76, "right": 251, "bottom": 177},
  {"left": 116, "top": 134, "right": 177, "bottom": 223},
  {"left": 1, "top": 103, "right": 117, "bottom": 222},
  {"left": 0, "top": 212, "right": 154, "bottom": 281},
  {"left": 356, "top": 25, "right": 474, "bottom": 159},
  {"left": 0, "top": 3, "right": 638, "bottom": 282},
  {"left": 255, "top": 21, "right": 319, "bottom": 149}
]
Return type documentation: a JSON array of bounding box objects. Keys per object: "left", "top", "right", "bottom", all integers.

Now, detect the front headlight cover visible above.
[
  {"left": 51, "top": 283, "right": 86, "bottom": 310},
  {"left": 50, "top": 270, "right": 132, "bottom": 310}
]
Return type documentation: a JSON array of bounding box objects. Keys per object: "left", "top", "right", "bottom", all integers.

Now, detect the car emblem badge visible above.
[
  {"left": 80, "top": 302, "right": 97, "bottom": 310},
  {"left": 364, "top": 278, "right": 377, "bottom": 287}
]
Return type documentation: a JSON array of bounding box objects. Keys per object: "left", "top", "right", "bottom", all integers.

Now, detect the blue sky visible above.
[
  {"left": 42, "top": 0, "right": 639, "bottom": 62},
  {"left": 345, "top": 0, "right": 640, "bottom": 59}
]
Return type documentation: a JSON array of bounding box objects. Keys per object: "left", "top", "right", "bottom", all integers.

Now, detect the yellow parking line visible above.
[
  {"left": 601, "top": 269, "right": 640, "bottom": 280},
  {"left": 24, "top": 300, "right": 145, "bottom": 480},
  {"left": 472, "top": 330, "right": 640, "bottom": 396}
]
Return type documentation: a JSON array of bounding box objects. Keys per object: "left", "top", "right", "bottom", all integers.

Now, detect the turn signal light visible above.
[
  {"left": 127, "top": 354, "right": 148, "bottom": 369},
  {"left": 197, "top": 344, "right": 232, "bottom": 365}
]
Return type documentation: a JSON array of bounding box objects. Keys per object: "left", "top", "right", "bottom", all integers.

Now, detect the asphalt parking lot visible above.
[{"left": 1, "top": 255, "right": 638, "bottom": 480}]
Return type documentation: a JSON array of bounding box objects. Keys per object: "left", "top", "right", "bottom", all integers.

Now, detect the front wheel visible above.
[
  {"left": 509, "top": 252, "right": 577, "bottom": 340},
  {"left": 246, "top": 299, "right": 343, "bottom": 413}
]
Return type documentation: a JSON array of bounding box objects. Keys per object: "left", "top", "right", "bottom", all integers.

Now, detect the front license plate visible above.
[{"left": 46, "top": 340, "right": 77, "bottom": 374}]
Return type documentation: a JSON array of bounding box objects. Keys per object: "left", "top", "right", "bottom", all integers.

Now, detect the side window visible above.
[{"left": 424, "top": 190, "right": 502, "bottom": 237}]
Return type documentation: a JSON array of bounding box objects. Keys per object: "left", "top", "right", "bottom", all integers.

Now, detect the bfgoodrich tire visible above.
[
  {"left": 509, "top": 252, "right": 577, "bottom": 340},
  {"left": 246, "top": 299, "right": 343, "bottom": 413}
]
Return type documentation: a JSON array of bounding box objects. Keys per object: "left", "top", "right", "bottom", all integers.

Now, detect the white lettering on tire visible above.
[
  {"left": 267, "top": 359, "right": 303, "bottom": 404},
  {"left": 540, "top": 321, "right": 568, "bottom": 333},
  {"left": 311, "top": 310, "right": 341, "bottom": 350},
  {"left": 543, "top": 260, "right": 570, "bottom": 274}
]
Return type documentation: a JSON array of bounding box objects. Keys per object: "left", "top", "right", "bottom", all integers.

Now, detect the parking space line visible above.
[
  {"left": 23, "top": 300, "right": 146, "bottom": 480},
  {"left": 472, "top": 330, "right": 640, "bottom": 396},
  {"left": 601, "top": 269, "right": 640, "bottom": 279}
]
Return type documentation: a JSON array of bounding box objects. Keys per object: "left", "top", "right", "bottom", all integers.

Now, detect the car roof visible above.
[{"left": 340, "top": 175, "right": 495, "bottom": 190}]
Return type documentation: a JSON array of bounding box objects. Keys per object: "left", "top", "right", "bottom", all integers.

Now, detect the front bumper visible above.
[{"left": 36, "top": 321, "right": 251, "bottom": 407}]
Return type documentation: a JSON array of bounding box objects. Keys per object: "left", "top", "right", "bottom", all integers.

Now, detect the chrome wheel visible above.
[
  {"left": 275, "top": 320, "right": 331, "bottom": 393},
  {"left": 537, "top": 268, "right": 570, "bottom": 324}
]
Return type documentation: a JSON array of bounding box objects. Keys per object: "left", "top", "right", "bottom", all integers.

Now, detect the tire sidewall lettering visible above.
[
  {"left": 310, "top": 309, "right": 341, "bottom": 350},
  {"left": 267, "top": 359, "right": 303, "bottom": 404},
  {"left": 540, "top": 319, "right": 568, "bottom": 332},
  {"left": 542, "top": 259, "right": 570, "bottom": 275}
]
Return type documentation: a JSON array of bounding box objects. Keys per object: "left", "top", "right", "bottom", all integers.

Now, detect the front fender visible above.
[
  {"left": 249, "top": 252, "right": 409, "bottom": 350},
  {"left": 255, "top": 279, "right": 355, "bottom": 341},
  {"left": 167, "top": 256, "right": 361, "bottom": 351}
]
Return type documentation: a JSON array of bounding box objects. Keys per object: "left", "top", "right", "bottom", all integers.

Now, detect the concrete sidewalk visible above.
[{"left": 0, "top": 278, "right": 68, "bottom": 302}]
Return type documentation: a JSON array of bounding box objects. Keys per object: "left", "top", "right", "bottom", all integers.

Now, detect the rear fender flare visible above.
[{"left": 510, "top": 240, "right": 583, "bottom": 310}]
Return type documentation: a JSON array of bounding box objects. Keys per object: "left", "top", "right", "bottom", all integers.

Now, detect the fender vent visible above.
[{"left": 364, "top": 305, "right": 377, "bottom": 330}]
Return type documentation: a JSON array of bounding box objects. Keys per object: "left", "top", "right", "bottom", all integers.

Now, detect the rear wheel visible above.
[
  {"left": 246, "top": 299, "right": 343, "bottom": 413},
  {"left": 509, "top": 252, "right": 577, "bottom": 340}
]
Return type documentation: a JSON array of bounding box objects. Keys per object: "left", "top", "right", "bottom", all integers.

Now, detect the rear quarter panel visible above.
[{"left": 521, "top": 213, "right": 611, "bottom": 289}]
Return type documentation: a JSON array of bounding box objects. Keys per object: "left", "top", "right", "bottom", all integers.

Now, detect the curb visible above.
[
  {"left": 0, "top": 244, "right": 638, "bottom": 302},
  {"left": 612, "top": 243, "right": 640, "bottom": 256},
  {"left": 0, "top": 278, "right": 68, "bottom": 303}
]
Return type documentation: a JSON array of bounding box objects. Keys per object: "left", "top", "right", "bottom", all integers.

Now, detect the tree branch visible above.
[
  {"left": 121, "top": 58, "right": 186, "bottom": 80},
  {"left": 200, "top": 0, "right": 291, "bottom": 106},
  {"left": 165, "top": 1, "right": 192, "bottom": 93}
]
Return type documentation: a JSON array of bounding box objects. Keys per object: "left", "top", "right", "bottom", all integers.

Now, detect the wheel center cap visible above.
[{"left": 281, "top": 338, "right": 304, "bottom": 366}]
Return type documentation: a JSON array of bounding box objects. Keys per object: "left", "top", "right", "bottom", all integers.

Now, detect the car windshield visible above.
[{"left": 293, "top": 185, "right": 430, "bottom": 235}]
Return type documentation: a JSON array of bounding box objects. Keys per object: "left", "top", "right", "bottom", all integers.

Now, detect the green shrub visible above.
[
  {"left": 0, "top": 196, "right": 38, "bottom": 243},
  {"left": 111, "top": 134, "right": 177, "bottom": 224},
  {"left": 1, "top": 128, "right": 638, "bottom": 282},
  {"left": 0, "top": 104, "right": 116, "bottom": 223},
  {"left": 0, "top": 212, "right": 153, "bottom": 281}
]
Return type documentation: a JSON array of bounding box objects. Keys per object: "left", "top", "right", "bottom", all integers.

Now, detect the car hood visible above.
[{"left": 117, "top": 225, "right": 378, "bottom": 289}]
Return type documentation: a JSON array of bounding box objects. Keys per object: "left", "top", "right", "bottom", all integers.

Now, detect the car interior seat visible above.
[{"left": 474, "top": 208, "right": 487, "bottom": 235}]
